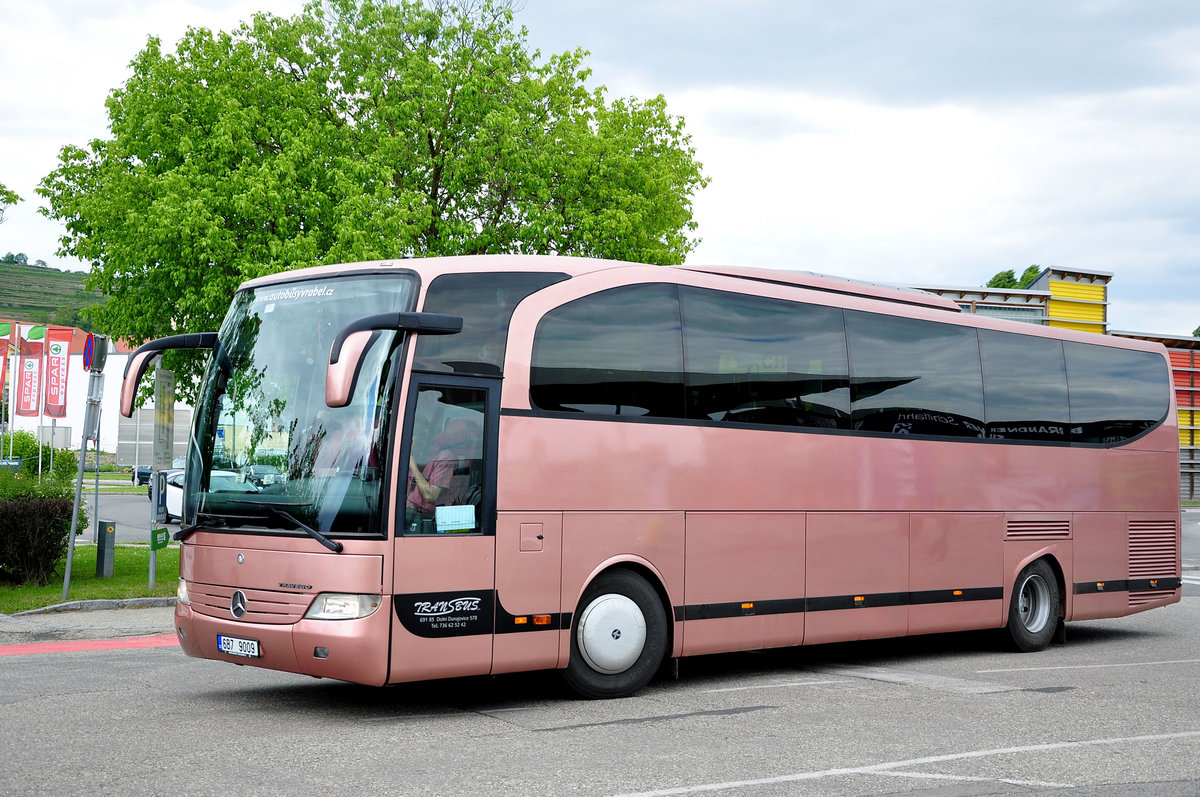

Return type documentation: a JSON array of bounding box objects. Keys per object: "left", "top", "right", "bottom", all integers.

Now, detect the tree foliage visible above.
[
  {"left": 986, "top": 264, "right": 1042, "bottom": 289},
  {"left": 0, "top": 181, "right": 19, "bottom": 225},
  {"left": 38, "top": 0, "right": 708, "bottom": 401}
]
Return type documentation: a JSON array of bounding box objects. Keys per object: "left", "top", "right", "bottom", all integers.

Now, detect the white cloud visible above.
[
  {"left": 0, "top": 0, "right": 304, "bottom": 266},
  {"left": 2, "top": 0, "right": 1197, "bottom": 337},
  {"left": 670, "top": 77, "right": 1200, "bottom": 334}
]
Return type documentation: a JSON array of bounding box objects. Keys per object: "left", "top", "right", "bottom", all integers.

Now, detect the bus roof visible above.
[{"left": 240, "top": 255, "right": 962, "bottom": 312}]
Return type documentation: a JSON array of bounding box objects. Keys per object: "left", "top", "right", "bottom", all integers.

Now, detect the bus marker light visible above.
[
  {"left": 953, "top": 590, "right": 963, "bottom": 597},
  {"left": 534, "top": 615, "right": 552, "bottom": 626},
  {"left": 514, "top": 616, "right": 528, "bottom": 625},
  {"left": 1097, "top": 582, "right": 1106, "bottom": 591},
  {"left": 1150, "top": 579, "right": 1158, "bottom": 587},
  {"left": 854, "top": 596, "right": 866, "bottom": 606}
]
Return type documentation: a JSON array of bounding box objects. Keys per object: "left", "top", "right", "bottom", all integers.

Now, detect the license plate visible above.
[{"left": 217, "top": 635, "right": 260, "bottom": 658}]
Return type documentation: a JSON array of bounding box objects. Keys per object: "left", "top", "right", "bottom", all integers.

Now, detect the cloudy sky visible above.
[{"left": 1, "top": 0, "right": 1197, "bottom": 335}]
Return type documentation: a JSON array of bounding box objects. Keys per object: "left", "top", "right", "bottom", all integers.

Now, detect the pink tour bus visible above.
[{"left": 121, "top": 255, "right": 1181, "bottom": 698}]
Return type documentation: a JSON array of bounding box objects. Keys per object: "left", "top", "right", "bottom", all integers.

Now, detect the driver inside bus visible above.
[{"left": 405, "top": 417, "right": 481, "bottom": 533}]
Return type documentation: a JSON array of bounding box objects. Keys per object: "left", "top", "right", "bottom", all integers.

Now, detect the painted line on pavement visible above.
[
  {"left": 701, "top": 679, "right": 846, "bottom": 693},
  {"left": 606, "top": 730, "right": 1200, "bottom": 797},
  {"left": 0, "top": 634, "right": 178, "bottom": 657},
  {"left": 876, "top": 770, "right": 1073, "bottom": 788},
  {"left": 978, "top": 658, "right": 1200, "bottom": 674}
]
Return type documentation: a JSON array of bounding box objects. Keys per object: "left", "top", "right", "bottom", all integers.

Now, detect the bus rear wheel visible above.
[
  {"left": 563, "top": 570, "right": 667, "bottom": 699},
  {"left": 1007, "top": 559, "right": 1060, "bottom": 652}
]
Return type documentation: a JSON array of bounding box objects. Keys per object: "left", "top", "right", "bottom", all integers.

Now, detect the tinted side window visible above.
[
  {"left": 531, "top": 284, "right": 685, "bottom": 418},
  {"left": 979, "top": 330, "right": 1069, "bottom": 442},
  {"left": 1064, "top": 342, "right": 1169, "bottom": 444},
  {"left": 846, "top": 311, "right": 985, "bottom": 438},
  {"left": 680, "top": 287, "right": 850, "bottom": 428},
  {"left": 416, "top": 272, "right": 568, "bottom": 376}
]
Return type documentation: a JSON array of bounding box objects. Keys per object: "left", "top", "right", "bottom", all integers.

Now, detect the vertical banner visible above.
[
  {"left": 16, "top": 324, "right": 45, "bottom": 417},
  {"left": 153, "top": 368, "right": 176, "bottom": 471},
  {"left": 43, "top": 328, "right": 73, "bottom": 418},
  {"left": 0, "top": 321, "right": 11, "bottom": 405}
]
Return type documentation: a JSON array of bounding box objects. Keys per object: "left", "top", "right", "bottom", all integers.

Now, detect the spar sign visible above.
[
  {"left": 14, "top": 325, "right": 73, "bottom": 417},
  {"left": 44, "top": 328, "right": 73, "bottom": 418},
  {"left": 15, "top": 325, "right": 43, "bottom": 417}
]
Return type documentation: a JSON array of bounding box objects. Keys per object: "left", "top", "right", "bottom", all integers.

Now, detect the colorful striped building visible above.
[{"left": 914, "top": 267, "right": 1198, "bottom": 502}]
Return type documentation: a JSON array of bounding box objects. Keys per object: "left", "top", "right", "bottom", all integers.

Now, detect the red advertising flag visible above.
[
  {"left": 43, "top": 327, "right": 73, "bottom": 418},
  {"left": 0, "top": 321, "right": 11, "bottom": 403},
  {"left": 16, "top": 324, "right": 45, "bottom": 417}
]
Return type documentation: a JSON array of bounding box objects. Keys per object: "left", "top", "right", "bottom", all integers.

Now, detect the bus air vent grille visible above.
[
  {"left": 1128, "top": 520, "right": 1178, "bottom": 578},
  {"left": 1005, "top": 520, "right": 1071, "bottom": 540},
  {"left": 1129, "top": 590, "right": 1175, "bottom": 607},
  {"left": 189, "top": 584, "right": 310, "bottom": 625},
  {"left": 1128, "top": 519, "right": 1178, "bottom": 608}
]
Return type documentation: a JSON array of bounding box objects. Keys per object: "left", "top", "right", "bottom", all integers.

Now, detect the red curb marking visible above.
[{"left": 0, "top": 634, "right": 179, "bottom": 656}]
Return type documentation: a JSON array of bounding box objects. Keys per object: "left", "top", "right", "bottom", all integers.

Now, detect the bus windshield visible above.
[{"left": 185, "top": 273, "right": 418, "bottom": 537}]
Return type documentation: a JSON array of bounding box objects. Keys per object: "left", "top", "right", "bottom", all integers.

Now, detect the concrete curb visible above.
[{"left": 11, "top": 597, "right": 177, "bottom": 616}]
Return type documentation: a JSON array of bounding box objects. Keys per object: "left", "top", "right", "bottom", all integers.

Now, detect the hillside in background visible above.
[{"left": 0, "top": 262, "right": 104, "bottom": 330}]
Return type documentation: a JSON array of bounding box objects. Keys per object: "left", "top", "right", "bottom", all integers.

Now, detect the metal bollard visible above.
[{"left": 96, "top": 520, "right": 116, "bottom": 578}]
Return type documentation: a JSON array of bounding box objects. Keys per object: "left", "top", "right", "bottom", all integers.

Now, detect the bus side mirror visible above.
[
  {"left": 326, "top": 312, "right": 462, "bottom": 408},
  {"left": 120, "top": 332, "right": 218, "bottom": 417}
]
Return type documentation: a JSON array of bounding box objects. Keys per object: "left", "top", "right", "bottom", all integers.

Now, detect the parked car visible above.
[
  {"left": 135, "top": 456, "right": 185, "bottom": 487},
  {"left": 160, "top": 469, "right": 185, "bottom": 520},
  {"left": 241, "top": 463, "right": 282, "bottom": 488},
  {"left": 157, "top": 469, "right": 259, "bottom": 522}
]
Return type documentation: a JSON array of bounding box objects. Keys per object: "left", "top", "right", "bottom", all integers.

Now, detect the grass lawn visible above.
[
  {"left": 0, "top": 541, "right": 179, "bottom": 614},
  {"left": 88, "top": 485, "right": 147, "bottom": 495}
]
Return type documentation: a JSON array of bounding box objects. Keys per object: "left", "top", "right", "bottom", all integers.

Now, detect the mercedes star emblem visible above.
[{"left": 231, "top": 590, "right": 248, "bottom": 619}]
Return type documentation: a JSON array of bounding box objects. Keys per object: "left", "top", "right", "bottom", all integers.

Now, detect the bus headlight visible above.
[
  {"left": 177, "top": 578, "right": 191, "bottom": 606},
  {"left": 304, "top": 593, "right": 382, "bottom": 620}
]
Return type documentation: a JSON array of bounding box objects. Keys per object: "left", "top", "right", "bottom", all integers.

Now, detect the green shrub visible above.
[
  {"left": 2, "top": 430, "right": 77, "bottom": 480},
  {"left": 0, "top": 470, "right": 85, "bottom": 586},
  {"left": 50, "top": 448, "right": 78, "bottom": 481}
]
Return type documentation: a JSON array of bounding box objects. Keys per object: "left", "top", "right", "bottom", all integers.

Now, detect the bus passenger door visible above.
[{"left": 389, "top": 376, "right": 498, "bottom": 684}]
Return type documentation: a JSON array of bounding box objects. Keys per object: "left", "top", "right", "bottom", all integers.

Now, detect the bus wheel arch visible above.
[
  {"left": 562, "top": 565, "right": 671, "bottom": 699},
  {"left": 1006, "top": 556, "right": 1063, "bottom": 652}
]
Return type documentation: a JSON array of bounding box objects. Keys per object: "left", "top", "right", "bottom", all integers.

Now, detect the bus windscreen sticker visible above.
[{"left": 435, "top": 505, "right": 475, "bottom": 533}]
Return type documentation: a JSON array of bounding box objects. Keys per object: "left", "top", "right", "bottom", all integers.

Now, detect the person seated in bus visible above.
[
  {"left": 305, "top": 411, "right": 371, "bottom": 478},
  {"left": 405, "top": 417, "right": 481, "bottom": 533}
]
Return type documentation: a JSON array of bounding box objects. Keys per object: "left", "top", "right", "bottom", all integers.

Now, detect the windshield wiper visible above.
[
  {"left": 172, "top": 512, "right": 266, "bottom": 540},
  {"left": 171, "top": 502, "right": 342, "bottom": 553},
  {"left": 265, "top": 506, "right": 344, "bottom": 553}
]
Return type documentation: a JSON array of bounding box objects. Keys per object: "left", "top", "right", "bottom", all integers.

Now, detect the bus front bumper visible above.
[{"left": 175, "top": 602, "right": 391, "bottom": 686}]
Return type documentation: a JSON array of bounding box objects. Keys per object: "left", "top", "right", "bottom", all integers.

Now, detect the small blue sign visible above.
[{"left": 154, "top": 471, "right": 168, "bottom": 524}]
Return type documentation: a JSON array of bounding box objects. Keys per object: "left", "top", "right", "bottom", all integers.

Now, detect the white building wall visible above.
[{"left": 6, "top": 353, "right": 193, "bottom": 454}]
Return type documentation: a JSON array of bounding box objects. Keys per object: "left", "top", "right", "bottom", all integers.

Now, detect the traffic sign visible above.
[
  {"left": 151, "top": 528, "right": 170, "bottom": 551},
  {"left": 83, "top": 333, "right": 108, "bottom": 373}
]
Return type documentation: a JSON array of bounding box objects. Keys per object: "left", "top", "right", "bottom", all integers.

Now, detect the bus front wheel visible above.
[
  {"left": 1007, "top": 559, "right": 1060, "bottom": 652},
  {"left": 563, "top": 570, "right": 668, "bottom": 699}
]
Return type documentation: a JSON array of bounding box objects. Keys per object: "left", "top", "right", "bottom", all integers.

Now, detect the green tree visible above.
[
  {"left": 1193, "top": 325, "right": 1199, "bottom": 338},
  {"left": 38, "top": 0, "right": 708, "bottom": 401},
  {"left": 0, "top": 182, "right": 19, "bottom": 225},
  {"left": 986, "top": 264, "right": 1042, "bottom": 289}
]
